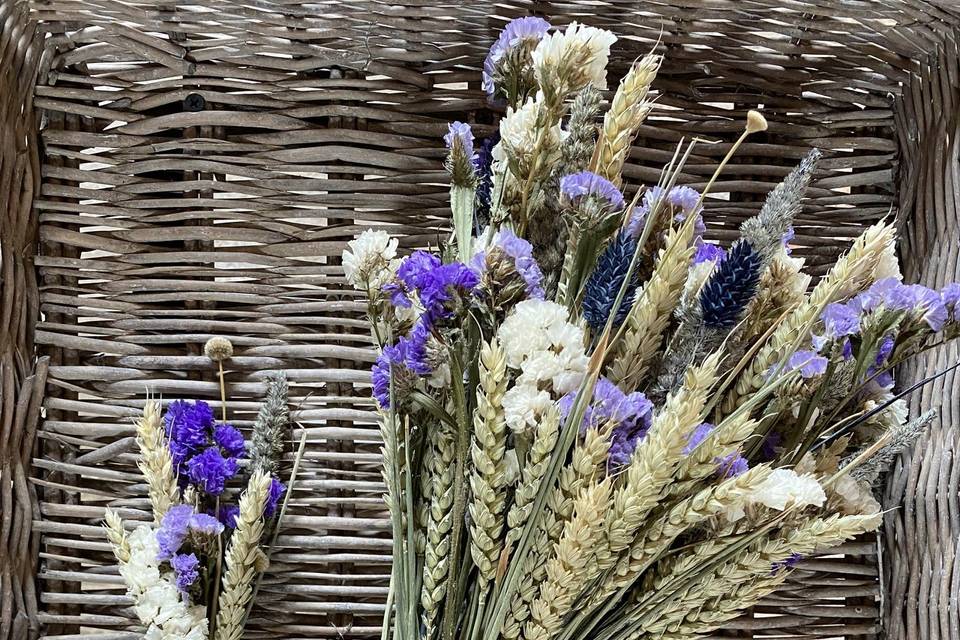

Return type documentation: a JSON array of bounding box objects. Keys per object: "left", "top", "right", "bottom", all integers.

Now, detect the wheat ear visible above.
[
  {"left": 602, "top": 353, "right": 721, "bottom": 566},
  {"left": 525, "top": 479, "right": 615, "bottom": 640},
  {"left": 593, "top": 54, "right": 661, "bottom": 186},
  {"left": 498, "top": 426, "right": 609, "bottom": 640},
  {"left": 590, "top": 465, "right": 770, "bottom": 614},
  {"left": 670, "top": 412, "right": 757, "bottom": 496},
  {"left": 136, "top": 400, "right": 179, "bottom": 523},
  {"left": 608, "top": 222, "right": 695, "bottom": 389},
  {"left": 634, "top": 513, "right": 881, "bottom": 638},
  {"left": 507, "top": 404, "right": 560, "bottom": 545},
  {"left": 420, "top": 421, "right": 456, "bottom": 640},
  {"left": 469, "top": 339, "right": 509, "bottom": 590},
  {"left": 214, "top": 470, "right": 271, "bottom": 640},
  {"left": 722, "top": 221, "right": 896, "bottom": 415},
  {"left": 103, "top": 508, "right": 130, "bottom": 563}
]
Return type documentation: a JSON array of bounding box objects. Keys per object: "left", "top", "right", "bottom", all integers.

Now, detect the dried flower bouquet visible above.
[
  {"left": 103, "top": 339, "right": 297, "bottom": 640},
  {"left": 344, "top": 16, "right": 960, "bottom": 640}
]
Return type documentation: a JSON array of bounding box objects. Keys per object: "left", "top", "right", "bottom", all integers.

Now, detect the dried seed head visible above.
[
  {"left": 204, "top": 336, "right": 234, "bottom": 362},
  {"left": 746, "top": 110, "right": 768, "bottom": 134}
]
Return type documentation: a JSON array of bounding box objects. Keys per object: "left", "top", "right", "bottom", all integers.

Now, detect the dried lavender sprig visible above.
[
  {"left": 250, "top": 372, "right": 289, "bottom": 475},
  {"left": 847, "top": 410, "right": 936, "bottom": 487}
]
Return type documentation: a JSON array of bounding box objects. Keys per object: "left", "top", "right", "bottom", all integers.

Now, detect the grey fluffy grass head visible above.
[
  {"left": 848, "top": 409, "right": 936, "bottom": 488},
  {"left": 250, "top": 372, "right": 290, "bottom": 475},
  {"left": 740, "top": 148, "right": 821, "bottom": 263}
]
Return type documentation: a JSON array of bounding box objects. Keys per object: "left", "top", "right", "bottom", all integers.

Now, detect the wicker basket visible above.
[{"left": 3, "top": 1, "right": 959, "bottom": 639}]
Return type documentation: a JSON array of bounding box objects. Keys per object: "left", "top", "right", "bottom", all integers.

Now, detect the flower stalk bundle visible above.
[
  {"left": 344, "top": 17, "right": 959, "bottom": 640},
  {"left": 104, "top": 340, "right": 295, "bottom": 640}
]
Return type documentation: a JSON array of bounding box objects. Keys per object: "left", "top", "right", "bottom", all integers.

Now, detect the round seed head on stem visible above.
[{"left": 205, "top": 336, "right": 235, "bottom": 362}]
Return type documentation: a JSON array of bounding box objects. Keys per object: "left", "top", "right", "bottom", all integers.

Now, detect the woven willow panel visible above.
[{"left": 4, "top": 1, "right": 958, "bottom": 639}]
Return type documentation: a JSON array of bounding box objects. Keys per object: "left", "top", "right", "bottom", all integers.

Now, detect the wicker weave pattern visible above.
[{"left": 2, "top": 1, "right": 959, "bottom": 639}]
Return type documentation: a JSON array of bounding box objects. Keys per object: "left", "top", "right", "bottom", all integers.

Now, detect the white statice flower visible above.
[
  {"left": 532, "top": 22, "right": 617, "bottom": 91},
  {"left": 750, "top": 468, "right": 827, "bottom": 511},
  {"left": 503, "top": 382, "right": 555, "bottom": 433},
  {"left": 492, "top": 94, "right": 566, "bottom": 177},
  {"left": 833, "top": 474, "right": 882, "bottom": 516},
  {"left": 121, "top": 525, "right": 208, "bottom": 640},
  {"left": 342, "top": 229, "right": 400, "bottom": 295},
  {"left": 498, "top": 299, "right": 580, "bottom": 367}
]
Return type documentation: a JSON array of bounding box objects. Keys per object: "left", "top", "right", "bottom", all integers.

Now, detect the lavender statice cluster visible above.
[
  {"left": 559, "top": 378, "right": 654, "bottom": 467},
  {"left": 164, "top": 400, "right": 286, "bottom": 524}
]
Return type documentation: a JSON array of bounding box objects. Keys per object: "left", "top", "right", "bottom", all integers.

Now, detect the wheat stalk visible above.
[
  {"left": 608, "top": 222, "right": 695, "bottom": 389},
  {"left": 593, "top": 54, "right": 661, "bottom": 186},
  {"left": 469, "top": 339, "right": 509, "bottom": 590},
  {"left": 722, "top": 221, "right": 896, "bottom": 416},
  {"left": 420, "top": 421, "right": 456, "bottom": 640},
  {"left": 214, "top": 470, "right": 271, "bottom": 640},
  {"left": 525, "top": 479, "right": 614, "bottom": 640},
  {"left": 103, "top": 508, "right": 130, "bottom": 563},
  {"left": 135, "top": 399, "right": 179, "bottom": 523},
  {"left": 671, "top": 412, "right": 757, "bottom": 495}
]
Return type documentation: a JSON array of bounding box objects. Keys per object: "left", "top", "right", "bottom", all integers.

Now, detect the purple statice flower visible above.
[
  {"left": 218, "top": 505, "right": 240, "bottom": 529},
  {"left": 897, "top": 285, "right": 948, "bottom": 331},
  {"left": 495, "top": 228, "right": 545, "bottom": 299},
  {"left": 683, "top": 423, "right": 714, "bottom": 454},
  {"left": 370, "top": 322, "right": 434, "bottom": 409},
  {"left": 717, "top": 452, "right": 749, "bottom": 478},
  {"left": 560, "top": 378, "right": 653, "bottom": 467},
  {"left": 841, "top": 338, "right": 854, "bottom": 360},
  {"left": 164, "top": 400, "right": 216, "bottom": 469},
  {"left": 810, "top": 333, "right": 828, "bottom": 352},
  {"left": 788, "top": 350, "right": 829, "bottom": 378},
  {"left": 942, "top": 283, "right": 960, "bottom": 320},
  {"left": 417, "top": 262, "right": 479, "bottom": 324},
  {"left": 772, "top": 552, "right": 803, "bottom": 573},
  {"left": 214, "top": 424, "right": 245, "bottom": 459},
  {"left": 876, "top": 335, "right": 895, "bottom": 364},
  {"left": 156, "top": 504, "right": 194, "bottom": 560},
  {"left": 444, "top": 121, "right": 475, "bottom": 154},
  {"left": 171, "top": 552, "right": 200, "bottom": 596},
  {"left": 387, "top": 251, "right": 478, "bottom": 325},
  {"left": 626, "top": 185, "right": 704, "bottom": 239},
  {"left": 560, "top": 171, "right": 625, "bottom": 210},
  {"left": 865, "top": 334, "right": 897, "bottom": 388},
  {"left": 189, "top": 512, "right": 224, "bottom": 537},
  {"left": 186, "top": 447, "right": 239, "bottom": 496},
  {"left": 694, "top": 243, "right": 726, "bottom": 265},
  {"left": 482, "top": 16, "right": 552, "bottom": 96},
  {"left": 821, "top": 302, "right": 860, "bottom": 339},
  {"left": 855, "top": 278, "right": 946, "bottom": 330},
  {"left": 853, "top": 277, "right": 901, "bottom": 314},
  {"left": 265, "top": 477, "right": 286, "bottom": 518}
]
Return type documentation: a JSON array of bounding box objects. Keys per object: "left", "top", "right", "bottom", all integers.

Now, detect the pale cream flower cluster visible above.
[
  {"left": 532, "top": 22, "right": 617, "bottom": 92},
  {"left": 121, "top": 525, "right": 208, "bottom": 640},
  {"left": 750, "top": 468, "right": 827, "bottom": 511},
  {"left": 493, "top": 95, "right": 567, "bottom": 180},
  {"left": 497, "top": 300, "right": 587, "bottom": 432},
  {"left": 342, "top": 229, "right": 400, "bottom": 295}
]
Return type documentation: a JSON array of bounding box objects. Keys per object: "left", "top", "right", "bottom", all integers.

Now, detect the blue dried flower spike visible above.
[
  {"left": 699, "top": 239, "right": 762, "bottom": 328},
  {"left": 583, "top": 230, "right": 638, "bottom": 331}
]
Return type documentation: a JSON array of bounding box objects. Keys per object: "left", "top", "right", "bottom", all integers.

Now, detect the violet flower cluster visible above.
[
  {"left": 560, "top": 171, "right": 626, "bottom": 210},
  {"left": 165, "top": 400, "right": 244, "bottom": 496},
  {"left": 155, "top": 504, "right": 224, "bottom": 598},
  {"left": 472, "top": 228, "right": 546, "bottom": 299},
  {"left": 482, "top": 16, "right": 551, "bottom": 97},
  {"left": 559, "top": 378, "right": 654, "bottom": 467}
]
